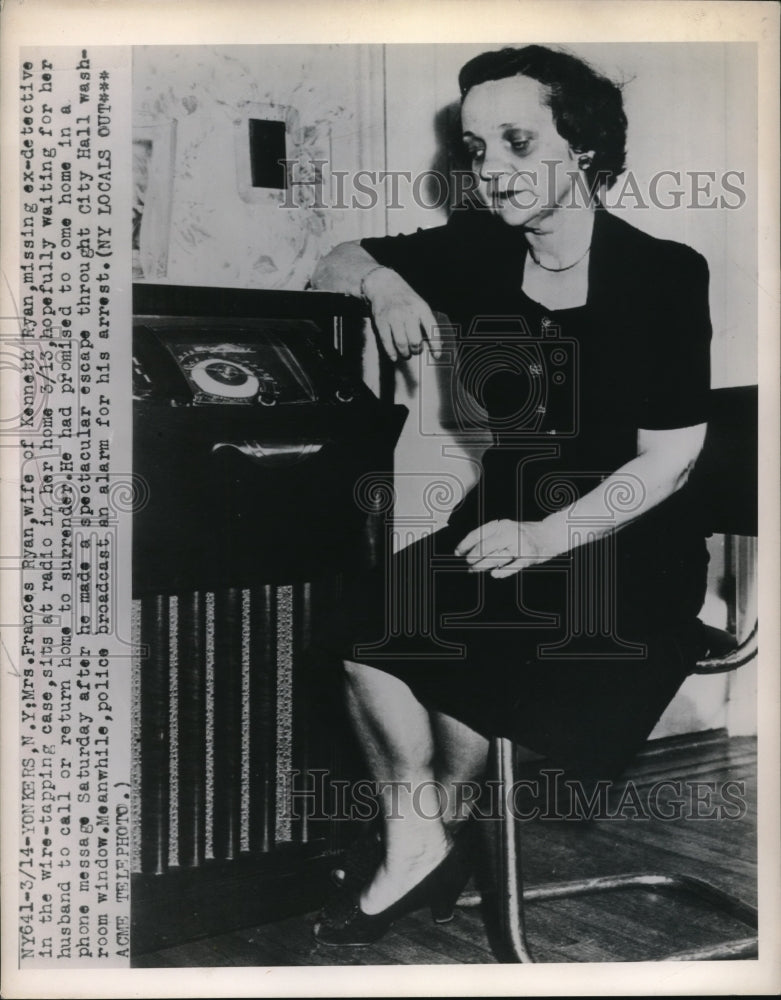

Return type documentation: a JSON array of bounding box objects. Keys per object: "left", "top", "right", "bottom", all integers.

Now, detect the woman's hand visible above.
[
  {"left": 311, "top": 241, "right": 441, "bottom": 363},
  {"left": 362, "top": 266, "right": 441, "bottom": 362},
  {"left": 454, "top": 518, "right": 568, "bottom": 578}
]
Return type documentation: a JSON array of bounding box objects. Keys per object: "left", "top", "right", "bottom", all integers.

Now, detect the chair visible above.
[{"left": 490, "top": 385, "right": 759, "bottom": 962}]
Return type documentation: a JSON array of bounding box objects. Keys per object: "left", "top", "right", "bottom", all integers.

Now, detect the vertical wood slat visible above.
[
  {"left": 212, "top": 588, "right": 243, "bottom": 860},
  {"left": 240, "top": 589, "right": 252, "bottom": 853},
  {"left": 177, "top": 591, "right": 207, "bottom": 867},
  {"left": 204, "top": 592, "right": 215, "bottom": 859},
  {"left": 293, "top": 582, "right": 312, "bottom": 843},
  {"left": 168, "top": 596, "right": 180, "bottom": 868},
  {"left": 139, "top": 594, "right": 170, "bottom": 875},
  {"left": 275, "top": 585, "right": 295, "bottom": 843},
  {"left": 249, "top": 584, "right": 277, "bottom": 853}
]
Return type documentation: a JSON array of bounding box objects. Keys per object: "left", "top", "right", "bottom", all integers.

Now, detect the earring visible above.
[{"left": 578, "top": 154, "right": 593, "bottom": 170}]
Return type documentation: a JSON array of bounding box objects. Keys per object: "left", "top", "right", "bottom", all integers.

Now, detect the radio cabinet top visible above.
[{"left": 132, "top": 286, "right": 406, "bottom": 594}]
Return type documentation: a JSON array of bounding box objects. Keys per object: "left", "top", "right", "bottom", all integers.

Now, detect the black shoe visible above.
[{"left": 313, "top": 837, "right": 472, "bottom": 947}]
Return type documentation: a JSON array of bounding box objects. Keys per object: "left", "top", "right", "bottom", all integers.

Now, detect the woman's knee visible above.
[
  {"left": 342, "top": 658, "right": 406, "bottom": 693},
  {"left": 342, "top": 658, "right": 375, "bottom": 692},
  {"left": 342, "top": 659, "right": 403, "bottom": 709},
  {"left": 342, "top": 660, "right": 436, "bottom": 766}
]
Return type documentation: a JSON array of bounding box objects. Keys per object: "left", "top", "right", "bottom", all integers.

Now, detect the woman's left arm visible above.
[{"left": 456, "top": 423, "right": 707, "bottom": 577}]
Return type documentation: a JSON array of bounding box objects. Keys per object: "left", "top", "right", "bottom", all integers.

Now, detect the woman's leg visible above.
[
  {"left": 429, "top": 710, "right": 489, "bottom": 829},
  {"left": 343, "top": 659, "right": 450, "bottom": 914}
]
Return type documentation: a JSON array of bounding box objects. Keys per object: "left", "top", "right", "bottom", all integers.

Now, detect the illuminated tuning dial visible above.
[{"left": 190, "top": 357, "right": 260, "bottom": 399}]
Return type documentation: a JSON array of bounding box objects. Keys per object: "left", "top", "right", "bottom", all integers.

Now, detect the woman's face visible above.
[{"left": 461, "top": 74, "right": 590, "bottom": 228}]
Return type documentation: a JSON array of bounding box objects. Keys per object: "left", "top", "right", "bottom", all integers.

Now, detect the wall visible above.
[{"left": 133, "top": 44, "right": 385, "bottom": 289}]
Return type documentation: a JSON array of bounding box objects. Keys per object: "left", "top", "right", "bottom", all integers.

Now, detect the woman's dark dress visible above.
[{"left": 326, "top": 206, "right": 712, "bottom": 779}]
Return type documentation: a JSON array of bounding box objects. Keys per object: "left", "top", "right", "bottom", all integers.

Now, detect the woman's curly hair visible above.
[{"left": 458, "top": 45, "right": 627, "bottom": 192}]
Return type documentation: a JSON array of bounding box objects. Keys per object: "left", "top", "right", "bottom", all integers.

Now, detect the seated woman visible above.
[{"left": 310, "top": 44, "right": 711, "bottom": 946}]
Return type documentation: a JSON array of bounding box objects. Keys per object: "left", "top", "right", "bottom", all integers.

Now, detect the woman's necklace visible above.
[{"left": 528, "top": 244, "right": 591, "bottom": 273}]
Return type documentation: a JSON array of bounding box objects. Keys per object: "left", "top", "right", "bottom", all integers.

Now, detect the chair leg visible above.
[
  {"left": 492, "top": 736, "right": 536, "bottom": 962},
  {"left": 489, "top": 736, "right": 758, "bottom": 963}
]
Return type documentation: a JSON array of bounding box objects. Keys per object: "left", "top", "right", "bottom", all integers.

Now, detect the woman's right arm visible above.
[{"left": 311, "top": 240, "right": 440, "bottom": 361}]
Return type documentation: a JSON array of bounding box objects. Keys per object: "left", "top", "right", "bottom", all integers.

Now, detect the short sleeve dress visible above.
[{"left": 323, "top": 205, "right": 713, "bottom": 779}]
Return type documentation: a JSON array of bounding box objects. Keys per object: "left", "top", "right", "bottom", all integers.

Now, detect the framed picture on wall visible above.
[{"left": 133, "top": 119, "right": 177, "bottom": 280}]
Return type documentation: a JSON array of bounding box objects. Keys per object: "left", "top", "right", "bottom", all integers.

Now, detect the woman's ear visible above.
[{"left": 576, "top": 150, "right": 595, "bottom": 171}]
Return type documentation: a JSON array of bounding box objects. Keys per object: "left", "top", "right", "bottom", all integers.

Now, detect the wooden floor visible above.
[{"left": 134, "top": 731, "right": 757, "bottom": 966}]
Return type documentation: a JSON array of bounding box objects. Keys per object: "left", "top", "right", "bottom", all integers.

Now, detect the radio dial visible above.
[{"left": 190, "top": 357, "right": 260, "bottom": 399}]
